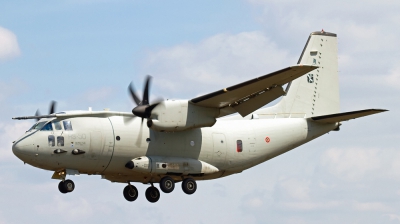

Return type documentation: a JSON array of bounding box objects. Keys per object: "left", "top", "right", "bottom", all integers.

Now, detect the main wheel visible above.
[
  {"left": 58, "top": 181, "right": 68, "bottom": 194},
  {"left": 64, "top": 179, "right": 75, "bottom": 192},
  {"left": 145, "top": 186, "right": 160, "bottom": 203},
  {"left": 159, "top": 176, "right": 175, "bottom": 193},
  {"left": 123, "top": 185, "right": 138, "bottom": 202},
  {"left": 182, "top": 178, "right": 197, "bottom": 195}
]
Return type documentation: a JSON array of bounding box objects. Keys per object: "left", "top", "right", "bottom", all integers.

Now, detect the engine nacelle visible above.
[
  {"left": 147, "top": 100, "right": 218, "bottom": 132},
  {"left": 125, "top": 156, "right": 219, "bottom": 176}
]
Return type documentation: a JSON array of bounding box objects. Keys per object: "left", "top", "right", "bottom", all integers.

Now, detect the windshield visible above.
[{"left": 27, "top": 121, "right": 47, "bottom": 132}]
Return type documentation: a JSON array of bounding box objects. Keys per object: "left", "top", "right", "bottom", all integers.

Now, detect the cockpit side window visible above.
[
  {"left": 53, "top": 120, "right": 62, "bottom": 130},
  {"left": 28, "top": 122, "right": 47, "bottom": 131},
  {"left": 48, "top": 135, "right": 55, "bottom": 147},
  {"left": 63, "top": 120, "right": 73, "bottom": 131},
  {"left": 41, "top": 123, "right": 53, "bottom": 131},
  {"left": 57, "top": 136, "right": 64, "bottom": 146}
]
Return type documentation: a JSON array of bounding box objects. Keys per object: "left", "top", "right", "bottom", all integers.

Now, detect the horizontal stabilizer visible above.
[{"left": 311, "top": 109, "right": 388, "bottom": 123}]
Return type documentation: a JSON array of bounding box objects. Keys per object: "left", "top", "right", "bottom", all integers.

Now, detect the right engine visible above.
[{"left": 147, "top": 100, "right": 219, "bottom": 132}]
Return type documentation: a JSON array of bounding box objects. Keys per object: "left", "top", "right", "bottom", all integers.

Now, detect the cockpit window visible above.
[
  {"left": 41, "top": 123, "right": 53, "bottom": 131},
  {"left": 28, "top": 122, "right": 47, "bottom": 132},
  {"left": 63, "top": 120, "right": 73, "bottom": 131},
  {"left": 53, "top": 120, "right": 62, "bottom": 130}
]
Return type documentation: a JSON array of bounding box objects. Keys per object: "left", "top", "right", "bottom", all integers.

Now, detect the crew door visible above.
[{"left": 86, "top": 118, "right": 114, "bottom": 172}]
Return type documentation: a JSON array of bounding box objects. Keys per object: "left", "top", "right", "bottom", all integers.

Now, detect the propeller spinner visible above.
[{"left": 128, "top": 76, "right": 161, "bottom": 122}]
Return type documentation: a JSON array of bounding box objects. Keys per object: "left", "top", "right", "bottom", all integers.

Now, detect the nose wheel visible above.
[{"left": 58, "top": 179, "right": 75, "bottom": 194}]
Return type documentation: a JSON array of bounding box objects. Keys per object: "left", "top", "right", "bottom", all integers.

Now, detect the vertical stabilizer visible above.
[{"left": 259, "top": 31, "right": 340, "bottom": 117}]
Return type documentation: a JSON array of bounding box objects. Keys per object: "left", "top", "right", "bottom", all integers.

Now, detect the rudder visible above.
[{"left": 259, "top": 31, "right": 340, "bottom": 118}]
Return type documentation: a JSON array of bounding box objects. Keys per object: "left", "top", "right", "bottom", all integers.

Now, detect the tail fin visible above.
[{"left": 259, "top": 31, "right": 340, "bottom": 118}]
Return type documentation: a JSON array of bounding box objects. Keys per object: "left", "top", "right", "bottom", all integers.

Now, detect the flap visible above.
[
  {"left": 190, "top": 65, "right": 318, "bottom": 109},
  {"left": 311, "top": 109, "right": 388, "bottom": 123},
  {"left": 232, "top": 86, "right": 285, "bottom": 117}
]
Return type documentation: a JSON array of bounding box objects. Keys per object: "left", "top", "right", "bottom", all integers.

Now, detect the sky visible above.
[{"left": 0, "top": 0, "right": 399, "bottom": 223}]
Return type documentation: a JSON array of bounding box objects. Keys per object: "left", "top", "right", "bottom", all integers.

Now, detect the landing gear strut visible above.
[
  {"left": 123, "top": 184, "right": 138, "bottom": 202},
  {"left": 58, "top": 179, "right": 75, "bottom": 194},
  {"left": 145, "top": 185, "right": 160, "bottom": 203}
]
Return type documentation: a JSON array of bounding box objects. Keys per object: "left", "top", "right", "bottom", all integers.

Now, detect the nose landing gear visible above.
[{"left": 58, "top": 179, "right": 75, "bottom": 194}]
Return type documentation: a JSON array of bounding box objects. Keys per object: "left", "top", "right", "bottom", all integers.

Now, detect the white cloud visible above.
[
  {"left": 0, "top": 80, "right": 27, "bottom": 103},
  {"left": 321, "top": 148, "right": 381, "bottom": 181},
  {"left": 142, "top": 31, "right": 295, "bottom": 98},
  {"left": 353, "top": 201, "right": 392, "bottom": 212},
  {"left": 35, "top": 196, "right": 94, "bottom": 219},
  {"left": 280, "top": 201, "right": 342, "bottom": 211},
  {"left": 0, "top": 121, "right": 32, "bottom": 162},
  {"left": 83, "top": 87, "right": 115, "bottom": 102},
  {"left": 279, "top": 178, "right": 310, "bottom": 200},
  {"left": 0, "top": 27, "right": 20, "bottom": 61},
  {"left": 384, "top": 214, "right": 400, "bottom": 222},
  {"left": 384, "top": 65, "right": 400, "bottom": 89},
  {"left": 244, "top": 197, "right": 264, "bottom": 208}
]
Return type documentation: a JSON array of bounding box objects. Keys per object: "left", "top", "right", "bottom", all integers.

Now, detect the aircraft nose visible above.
[{"left": 12, "top": 138, "right": 33, "bottom": 161}]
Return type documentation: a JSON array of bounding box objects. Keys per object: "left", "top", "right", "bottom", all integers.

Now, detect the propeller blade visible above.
[
  {"left": 35, "top": 109, "right": 41, "bottom": 122},
  {"left": 135, "top": 119, "right": 144, "bottom": 147},
  {"left": 142, "top": 75, "right": 152, "bottom": 106},
  {"left": 145, "top": 102, "right": 161, "bottom": 116},
  {"left": 49, "top": 101, "right": 57, "bottom": 114},
  {"left": 128, "top": 82, "right": 141, "bottom": 106}
]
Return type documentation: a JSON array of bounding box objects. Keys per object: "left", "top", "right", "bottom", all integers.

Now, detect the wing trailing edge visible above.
[
  {"left": 191, "top": 65, "right": 318, "bottom": 117},
  {"left": 311, "top": 109, "right": 388, "bottom": 123}
]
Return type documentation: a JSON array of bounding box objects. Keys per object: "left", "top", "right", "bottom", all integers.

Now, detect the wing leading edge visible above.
[{"left": 190, "top": 65, "right": 318, "bottom": 117}]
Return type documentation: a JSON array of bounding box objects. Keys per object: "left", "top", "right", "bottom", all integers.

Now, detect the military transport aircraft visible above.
[{"left": 12, "top": 30, "right": 387, "bottom": 203}]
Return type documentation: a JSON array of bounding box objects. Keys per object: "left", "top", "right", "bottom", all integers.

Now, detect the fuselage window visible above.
[
  {"left": 57, "top": 136, "right": 64, "bottom": 146},
  {"left": 237, "top": 140, "right": 243, "bottom": 152},
  {"left": 53, "top": 120, "right": 62, "bottom": 130},
  {"left": 48, "top": 135, "right": 55, "bottom": 147},
  {"left": 41, "top": 123, "right": 53, "bottom": 131},
  {"left": 63, "top": 121, "right": 73, "bottom": 131}
]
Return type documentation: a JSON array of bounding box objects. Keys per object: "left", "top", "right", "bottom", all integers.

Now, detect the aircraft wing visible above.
[
  {"left": 190, "top": 65, "right": 318, "bottom": 117},
  {"left": 311, "top": 109, "right": 388, "bottom": 123}
]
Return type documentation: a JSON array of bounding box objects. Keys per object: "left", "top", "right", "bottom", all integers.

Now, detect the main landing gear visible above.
[
  {"left": 58, "top": 179, "right": 75, "bottom": 194},
  {"left": 123, "top": 177, "right": 197, "bottom": 203}
]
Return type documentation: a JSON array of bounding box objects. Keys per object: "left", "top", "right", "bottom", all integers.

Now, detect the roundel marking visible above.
[{"left": 265, "top": 137, "right": 270, "bottom": 143}]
